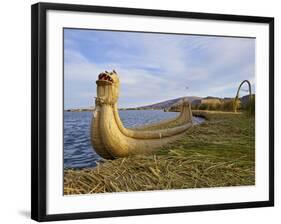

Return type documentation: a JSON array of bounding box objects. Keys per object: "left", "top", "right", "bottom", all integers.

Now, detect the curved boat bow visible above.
[{"left": 91, "top": 71, "right": 193, "bottom": 159}]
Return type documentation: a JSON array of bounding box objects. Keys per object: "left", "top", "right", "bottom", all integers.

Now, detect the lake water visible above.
[{"left": 64, "top": 110, "right": 204, "bottom": 168}]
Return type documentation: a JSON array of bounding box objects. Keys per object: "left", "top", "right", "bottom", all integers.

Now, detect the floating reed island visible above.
[
  {"left": 64, "top": 110, "right": 255, "bottom": 195},
  {"left": 64, "top": 71, "right": 255, "bottom": 194}
]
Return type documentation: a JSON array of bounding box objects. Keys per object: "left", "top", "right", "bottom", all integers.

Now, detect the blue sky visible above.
[{"left": 64, "top": 29, "right": 255, "bottom": 109}]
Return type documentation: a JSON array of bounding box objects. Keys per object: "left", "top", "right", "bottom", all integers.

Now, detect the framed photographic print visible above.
[{"left": 31, "top": 2, "right": 274, "bottom": 222}]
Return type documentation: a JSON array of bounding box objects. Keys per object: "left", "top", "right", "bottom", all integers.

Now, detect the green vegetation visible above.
[{"left": 64, "top": 111, "right": 255, "bottom": 195}]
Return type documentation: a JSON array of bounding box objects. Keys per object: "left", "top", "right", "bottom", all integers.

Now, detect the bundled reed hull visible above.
[{"left": 91, "top": 71, "right": 193, "bottom": 159}]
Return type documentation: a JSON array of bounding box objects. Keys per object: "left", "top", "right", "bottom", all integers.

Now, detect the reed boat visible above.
[{"left": 91, "top": 70, "right": 193, "bottom": 159}]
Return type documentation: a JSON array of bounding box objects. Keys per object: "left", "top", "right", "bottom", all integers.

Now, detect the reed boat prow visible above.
[{"left": 91, "top": 70, "right": 193, "bottom": 159}]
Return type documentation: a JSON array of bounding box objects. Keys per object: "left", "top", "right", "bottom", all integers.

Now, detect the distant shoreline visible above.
[
  {"left": 65, "top": 94, "right": 253, "bottom": 113},
  {"left": 64, "top": 108, "right": 164, "bottom": 112},
  {"left": 64, "top": 108, "right": 93, "bottom": 112}
]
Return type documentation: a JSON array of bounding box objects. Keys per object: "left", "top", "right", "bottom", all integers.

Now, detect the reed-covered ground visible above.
[{"left": 64, "top": 111, "right": 255, "bottom": 195}]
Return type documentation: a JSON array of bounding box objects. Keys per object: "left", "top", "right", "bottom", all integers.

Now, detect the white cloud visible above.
[{"left": 64, "top": 32, "right": 255, "bottom": 108}]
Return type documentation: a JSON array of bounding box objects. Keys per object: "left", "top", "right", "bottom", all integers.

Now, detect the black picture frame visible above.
[{"left": 31, "top": 2, "right": 274, "bottom": 222}]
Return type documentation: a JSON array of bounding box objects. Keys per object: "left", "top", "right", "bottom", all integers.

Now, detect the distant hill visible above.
[
  {"left": 240, "top": 94, "right": 255, "bottom": 106},
  {"left": 130, "top": 94, "right": 254, "bottom": 111},
  {"left": 65, "top": 94, "right": 254, "bottom": 112},
  {"left": 134, "top": 96, "right": 202, "bottom": 110}
]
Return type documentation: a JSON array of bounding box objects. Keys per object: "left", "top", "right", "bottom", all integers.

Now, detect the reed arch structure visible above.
[{"left": 234, "top": 80, "right": 252, "bottom": 113}]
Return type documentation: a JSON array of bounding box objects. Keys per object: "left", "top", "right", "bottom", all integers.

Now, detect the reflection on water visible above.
[{"left": 64, "top": 110, "right": 204, "bottom": 168}]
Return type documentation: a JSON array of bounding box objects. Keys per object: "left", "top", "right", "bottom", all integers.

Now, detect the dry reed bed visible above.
[{"left": 64, "top": 111, "right": 255, "bottom": 195}]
